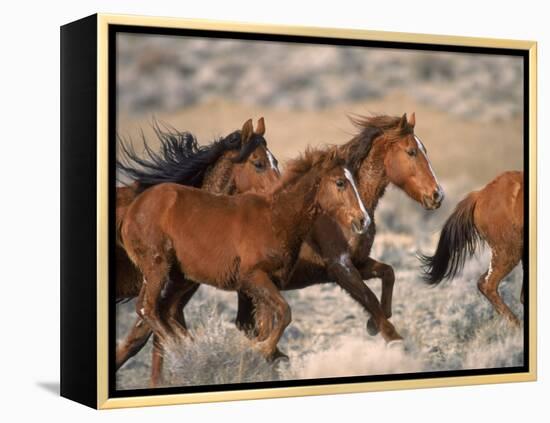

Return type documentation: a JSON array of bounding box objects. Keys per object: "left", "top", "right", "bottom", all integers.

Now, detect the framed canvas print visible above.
[{"left": 60, "top": 13, "right": 537, "bottom": 409}]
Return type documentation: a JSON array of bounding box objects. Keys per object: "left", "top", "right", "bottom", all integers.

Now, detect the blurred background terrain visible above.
[{"left": 115, "top": 33, "right": 524, "bottom": 389}]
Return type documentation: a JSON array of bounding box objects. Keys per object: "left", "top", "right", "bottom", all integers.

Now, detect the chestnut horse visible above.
[
  {"left": 120, "top": 149, "right": 370, "bottom": 371},
  {"left": 116, "top": 117, "right": 279, "bottom": 299},
  {"left": 235, "top": 113, "right": 444, "bottom": 342},
  {"left": 115, "top": 118, "right": 280, "bottom": 381},
  {"left": 421, "top": 171, "right": 524, "bottom": 326}
]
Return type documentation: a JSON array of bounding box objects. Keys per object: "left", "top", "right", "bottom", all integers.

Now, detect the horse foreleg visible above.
[
  {"left": 236, "top": 294, "right": 274, "bottom": 341},
  {"left": 357, "top": 258, "right": 395, "bottom": 335},
  {"left": 242, "top": 272, "right": 291, "bottom": 360},
  {"left": 358, "top": 258, "right": 395, "bottom": 318},
  {"left": 477, "top": 249, "right": 521, "bottom": 326},
  {"left": 326, "top": 256, "right": 402, "bottom": 342},
  {"left": 235, "top": 259, "right": 330, "bottom": 358},
  {"left": 254, "top": 302, "right": 275, "bottom": 341},
  {"left": 236, "top": 295, "right": 287, "bottom": 360},
  {"left": 234, "top": 259, "right": 325, "bottom": 336},
  {"left": 235, "top": 292, "right": 257, "bottom": 336}
]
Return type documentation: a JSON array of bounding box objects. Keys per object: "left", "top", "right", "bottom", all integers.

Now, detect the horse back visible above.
[{"left": 475, "top": 171, "right": 524, "bottom": 246}]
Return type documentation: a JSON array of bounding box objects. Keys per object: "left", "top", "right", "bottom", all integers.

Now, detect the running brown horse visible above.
[
  {"left": 235, "top": 113, "right": 444, "bottom": 341},
  {"left": 115, "top": 118, "right": 280, "bottom": 382},
  {"left": 120, "top": 148, "right": 370, "bottom": 375},
  {"left": 421, "top": 171, "right": 524, "bottom": 326}
]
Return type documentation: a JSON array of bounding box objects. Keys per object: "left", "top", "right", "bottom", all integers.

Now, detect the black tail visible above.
[{"left": 420, "top": 192, "right": 481, "bottom": 284}]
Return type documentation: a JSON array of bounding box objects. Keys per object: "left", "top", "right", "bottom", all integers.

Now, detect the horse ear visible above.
[
  {"left": 408, "top": 112, "right": 416, "bottom": 128},
  {"left": 399, "top": 113, "right": 408, "bottom": 128},
  {"left": 255, "top": 117, "right": 265, "bottom": 136},
  {"left": 241, "top": 118, "right": 253, "bottom": 144}
]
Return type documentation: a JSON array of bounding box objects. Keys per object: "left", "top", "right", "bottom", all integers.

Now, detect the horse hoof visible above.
[
  {"left": 509, "top": 318, "right": 522, "bottom": 329},
  {"left": 387, "top": 339, "right": 405, "bottom": 353},
  {"left": 269, "top": 348, "right": 289, "bottom": 363},
  {"left": 366, "top": 318, "right": 380, "bottom": 336},
  {"left": 387, "top": 339, "right": 404, "bottom": 348}
]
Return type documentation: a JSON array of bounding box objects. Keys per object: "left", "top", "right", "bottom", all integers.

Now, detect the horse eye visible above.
[
  {"left": 407, "top": 149, "right": 417, "bottom": 157},
  {"left": 336, "top": 179, "right": 346, "bottom": 189},
  {"left": 253, "top": 160, "right": 265, "bottom": 170}
]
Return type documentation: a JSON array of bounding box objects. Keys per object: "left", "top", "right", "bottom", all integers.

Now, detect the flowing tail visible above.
[{"left": 420, "top": 192, "right": 481, "bottom": 284}]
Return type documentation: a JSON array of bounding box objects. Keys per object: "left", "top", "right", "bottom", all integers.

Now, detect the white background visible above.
[{"left": 1, "top": 0, "right": 546, "bottom": 421}]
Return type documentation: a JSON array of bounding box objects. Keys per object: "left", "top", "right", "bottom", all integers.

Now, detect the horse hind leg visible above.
[
  {"left": 236, "top": 294, "right": 289, "bottom": 361},
  {"left": 116, "top": 282, "right": 152, "bottom": 370},
  {"left": 150, "top": 335, "right": 164, "bottom": 388},
  {"left": 477, "top": 248, "right": 522, "bottom": 327},
  {"left": 135, "top": 253, "right": 175, "bottom": 343},
  {"left": 254, "top": 302, "right": 274, "bottom": 342},
  {"left": 115, "top": 316, "right": 152, "bottom": 371},
  {"left": 149, "top": 273, "right": 200, "bottom": 388}
]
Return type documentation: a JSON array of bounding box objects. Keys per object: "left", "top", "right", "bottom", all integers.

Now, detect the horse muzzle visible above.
[
  {"left": 351, "top": 216, "right": 370, "bottom": 235},
  {"left": 422, "top": 186, "right": 444, "bottom": 210}
]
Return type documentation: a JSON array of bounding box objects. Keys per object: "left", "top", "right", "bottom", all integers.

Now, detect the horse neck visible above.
[
  {"left": 357, "top": 144, "right": 390, "bottom": 214},
  {"left": 200, "top": 151, "right": 236, "bottom": 194},
  {"left": 271, "top": 170, "right": 321, "bottom": 247}
]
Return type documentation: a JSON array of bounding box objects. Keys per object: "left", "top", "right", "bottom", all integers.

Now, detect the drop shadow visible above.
[{"left": 36, "top": 381, "right": 60, "bottom": 396}]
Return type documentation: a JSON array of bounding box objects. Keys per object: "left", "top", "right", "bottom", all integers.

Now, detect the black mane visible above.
[
  {"left": 116, "top": 121, "right": 266, "bottom": 192},
  {"left": 343, "top": 120, "right": 382, "bottom": 171}
]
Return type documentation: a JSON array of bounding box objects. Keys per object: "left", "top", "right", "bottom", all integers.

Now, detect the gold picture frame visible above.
[{"left": 60, "top": 13, "right": 537, "bottom": 409}]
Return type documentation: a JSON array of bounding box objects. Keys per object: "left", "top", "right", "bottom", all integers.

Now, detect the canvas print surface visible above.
[{"left": 114, "top": 32, "right": 525, "bottom": 391}]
